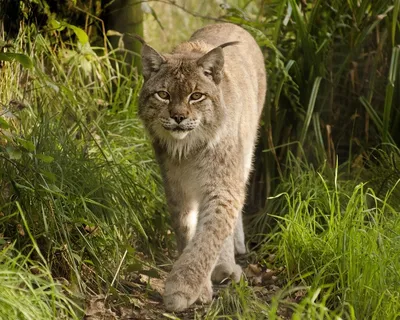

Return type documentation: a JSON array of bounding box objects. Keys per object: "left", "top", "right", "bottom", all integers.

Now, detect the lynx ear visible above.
[
  {"left": 197, "top": 47, "right": 224, "bottom": 84},
  {"left": 197, "top": 41, "right": 238, "bottom": 84},
  {"left": 141, "top": 44, "right": 166, "bottom": 80}
]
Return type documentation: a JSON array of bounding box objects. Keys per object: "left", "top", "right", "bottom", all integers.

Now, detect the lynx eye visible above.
[
  {"left": 189, "top": 92, "right": 205, "bottom": 102},
  {"left": 155, "top": 91, "right": 170, "bottom": 101}
]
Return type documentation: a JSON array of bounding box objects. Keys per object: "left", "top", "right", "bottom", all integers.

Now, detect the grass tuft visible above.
[
  {"left": 1, "top": 16, "right": 168, "bottom": 317},
  {"left": 267, "top": 162, "right": 400, "bottom": 319},
  {"left": 1, "top": 0, "right": 400, "bottom": 318},
  {"left": 0, "top": 245, "right": 81, "bottom": 319}
]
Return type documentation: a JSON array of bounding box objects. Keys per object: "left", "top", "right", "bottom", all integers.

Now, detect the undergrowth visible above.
[
  {"left": 1, "top": 0, "right": 400, "bottom": 319},
  {"left": 0, "top": 245, "right": 81, "bottom": 319},
  {"left": 205, "top": 160, "right": 400, "bottom": 319},
  {"left": 1, "top": 14, "right": 168, "bottom": 319},
  {"left": 274, "top": 165, "right": 400, "bottom": 319}
]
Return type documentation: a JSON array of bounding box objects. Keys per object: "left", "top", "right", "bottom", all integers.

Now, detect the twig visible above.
[{"left": 133, "top": 0, "right": 227, "bottom": 22}]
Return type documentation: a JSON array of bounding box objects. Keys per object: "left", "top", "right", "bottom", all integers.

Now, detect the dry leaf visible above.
[
  {"left": 244, "top": 264, "right": 263, "bottom": 285},
  {"left": 85, "top": 295, "right": 117, "bottom": 320}
]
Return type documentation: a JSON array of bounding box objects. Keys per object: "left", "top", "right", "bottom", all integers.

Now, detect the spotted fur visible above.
[{"left": 138, "top": 23, "right": 266, "bottom": 311}]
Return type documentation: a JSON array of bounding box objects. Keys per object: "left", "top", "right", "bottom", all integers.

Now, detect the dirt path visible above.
[{"left": 84, "top": 257, "right": 290, "bottom": 320}]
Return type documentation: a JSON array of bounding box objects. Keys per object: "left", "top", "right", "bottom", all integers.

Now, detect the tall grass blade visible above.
[
  {"left": 360, "top": 96, "right": 395, "bottom": 145},
  {"left": 299, "top": 77, "right": 322, "bottom": 147},
  {"left": 392, "top": 0, "right": 400, "bottom": 46},
  {"left": 383, "top": 47, "right": 400, "bottom": 143}
]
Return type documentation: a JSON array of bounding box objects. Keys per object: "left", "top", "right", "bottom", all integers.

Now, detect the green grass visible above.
[
  {"left": 1, "top": 0, "right": 400, "bottom": 319},
  {"left": 0, "top": 247, "right": 80, "bottom": 319},
  {"left": 1, "top": 13, "right": 168, "bottom": 318},
  {"left": 205, "top": 160, "right": 400, "bottom": 319},
  {"left": 274, "top": 168, "right": 400, "bottom": 319},
  {"left": 221, "top": 0, "right": 400, "bottom": 215}
]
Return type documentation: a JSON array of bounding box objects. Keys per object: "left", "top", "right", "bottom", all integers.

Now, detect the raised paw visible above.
[{"left": 211, "top": 262, "right": 242, "bottom": 283}]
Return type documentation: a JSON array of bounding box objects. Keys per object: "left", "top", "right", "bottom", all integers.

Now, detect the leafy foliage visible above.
[
  {"left": 1, "top": 0, "right": 400, "bottom": 319},
  {"left": 0, "top": 8, "right": 168, "bottom": 316},
  {"left": 223, "top": 0, "right": 400, "bottom": 217}
]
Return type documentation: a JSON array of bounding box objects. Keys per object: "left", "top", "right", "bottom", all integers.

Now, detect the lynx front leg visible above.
[
  {"left": 164, "top": 182, "right": 198, "bottom": 255},
  {"left": 164, "top": 186, "right": 245, "bottom": 312}
]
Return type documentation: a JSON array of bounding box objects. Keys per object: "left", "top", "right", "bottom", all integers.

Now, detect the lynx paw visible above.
[
  {"left": 211, "top": 262, "right": 242, "bottom": 283},
  {"left": 164, "top": 291, "right": 191, "bottom": 312},
  {"left": 164, "top": 271, "right": 206, "bottom": 312},
  {"left": 197, "top": 279, "right": 213, "bottom": 304}
]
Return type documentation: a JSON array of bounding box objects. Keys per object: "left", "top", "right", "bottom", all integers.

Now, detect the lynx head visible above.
[{"left": 138, "top": 41, "right": 237, "bottom": 158}]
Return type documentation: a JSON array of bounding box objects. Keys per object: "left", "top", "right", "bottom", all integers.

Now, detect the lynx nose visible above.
[{"left": 171, "top": 113, "right": 187, "bottom": 124}]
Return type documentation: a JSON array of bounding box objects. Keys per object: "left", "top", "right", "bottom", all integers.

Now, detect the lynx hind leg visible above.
[
  {"left": 234, "top": 211, "right": 246, "bottom": 255},
  {"left": 211, "top": 234, "right": 242, "bottom": 283},
  {"left": 197, "top": 278, "right": 213, "bottom": 304},
  {"left": 235, "top": 139, "right": 255, "bottom": 255}
]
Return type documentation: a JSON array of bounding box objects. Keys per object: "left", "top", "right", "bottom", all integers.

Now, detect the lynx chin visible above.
[{"left": 138, "top": 23, "right": 266, "bottom": 312}]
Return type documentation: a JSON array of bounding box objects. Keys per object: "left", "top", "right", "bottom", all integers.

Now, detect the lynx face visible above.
[{"left": 139, "top": 48, "right": 225, "bottom": 156}]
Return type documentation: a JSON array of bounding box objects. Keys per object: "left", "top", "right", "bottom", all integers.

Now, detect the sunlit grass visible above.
[
  {"left": 205, "top": 161, "right": 400, "bottom": 319},
  {"left": 270, "top": 162, "right": 400, "bottom": 319},
  {"left": 1, "top": 16, "right": 167, "bottom": 318},
  {"left": 1, "top": 0, "right": 400, "bottom": 318},
  {"left": 0, "top": 244, "right": 81, "bottom": 319}
]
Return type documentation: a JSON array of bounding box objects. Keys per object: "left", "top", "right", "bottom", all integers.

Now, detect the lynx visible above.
[{"left": 138, "top": 23, "right": 266, "bottom": 311}]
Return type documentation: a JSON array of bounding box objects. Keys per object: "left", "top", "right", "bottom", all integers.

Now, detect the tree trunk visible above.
[{"left": 102, "top": 0, "right": 144, "bottom": 73}]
